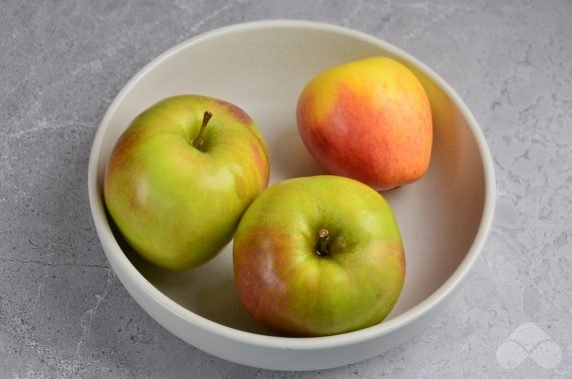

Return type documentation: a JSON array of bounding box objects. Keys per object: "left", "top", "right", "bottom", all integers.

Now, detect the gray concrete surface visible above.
[{"left": 1, "top": 0, "right": 571, "bottom": 378}]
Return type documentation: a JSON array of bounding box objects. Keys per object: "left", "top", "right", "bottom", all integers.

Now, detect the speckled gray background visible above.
[{"left": 1, "top": 1, "right": 571, "bottom": 378}]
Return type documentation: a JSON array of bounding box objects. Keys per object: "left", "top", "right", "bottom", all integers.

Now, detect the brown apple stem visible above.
[
  {"left": 317, "top": 228, "right": 330, "bottom": 256},
  {"left": 191, "top": 111, "right": 213, "bottom": 149}
]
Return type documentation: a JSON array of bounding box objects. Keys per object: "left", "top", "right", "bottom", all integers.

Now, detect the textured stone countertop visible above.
[{"left": 1, "top": 1, "right": 571, "bottom": 378}]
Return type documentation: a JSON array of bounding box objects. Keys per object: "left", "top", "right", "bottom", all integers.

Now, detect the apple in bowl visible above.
[
  {"left": 104, "top": 95, "right": 269, "bottom": 270},
  {"left": 297, "top": 57, "right": 433, "bottom": 191},
  {"left": 233, "top": 175, "right": 405, "bottom": 336}
]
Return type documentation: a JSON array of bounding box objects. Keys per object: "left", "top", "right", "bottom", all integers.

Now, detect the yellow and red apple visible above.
[{"left": 297, "top": 57, "right": 433, "bottom": 191}]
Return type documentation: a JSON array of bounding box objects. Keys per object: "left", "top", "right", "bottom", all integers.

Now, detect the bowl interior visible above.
[{"left": 94, "top": 23, "right": 486, "bottom": 336}]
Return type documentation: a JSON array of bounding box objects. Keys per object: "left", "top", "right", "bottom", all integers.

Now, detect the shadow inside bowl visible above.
[
  {"left": 110, "top": 218, "right": 276, "bottom": 335},
  {"left": 269, "top": 123, "right": 325, "bottom": 181}
]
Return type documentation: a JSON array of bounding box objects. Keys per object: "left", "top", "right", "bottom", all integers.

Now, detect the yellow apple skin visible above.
[{"left": 297, "top": 57, "right": 433, "bottom": 191}]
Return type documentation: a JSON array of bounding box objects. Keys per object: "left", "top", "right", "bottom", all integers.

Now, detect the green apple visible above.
[
  {"left": 104, "top": 95, "right": 269, "bottom": 270},
  {"left": 233, "top": 175, "right": 405, "bottom": 336}
]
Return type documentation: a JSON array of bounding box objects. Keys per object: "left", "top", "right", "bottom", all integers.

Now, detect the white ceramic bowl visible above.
[{"left": 88, "top": 20, "right": 495, "bottom": 371}]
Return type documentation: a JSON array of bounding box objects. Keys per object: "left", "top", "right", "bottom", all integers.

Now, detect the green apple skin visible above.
[
  {"left": 233, "top": 176, "right": 405, "bottom": 337},
  {"left": 104, "top": 95, "right": 269, "bottom": 270}
]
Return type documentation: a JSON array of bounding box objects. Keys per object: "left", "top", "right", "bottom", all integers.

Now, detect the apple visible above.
[
  {"left": 233, "top": 175, "right": 405, "bottom": 336},
  {"left": 296, "top": 56, "right": 433, "bottom": 191},
  {"left": 104, "top": 95, "right": 269, "bottom": 270}
]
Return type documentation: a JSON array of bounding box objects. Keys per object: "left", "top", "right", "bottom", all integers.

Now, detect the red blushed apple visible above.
[
  {"left": 233, "top": 176, "right": 405, "bottom": 337},
  {"left": 297, "top": 57, "right": 433, "bottom": 191}
]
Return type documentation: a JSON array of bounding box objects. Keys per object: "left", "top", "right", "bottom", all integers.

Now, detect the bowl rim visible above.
[{"left": 88, "top": 19, "right": 496, "bottom": 350}]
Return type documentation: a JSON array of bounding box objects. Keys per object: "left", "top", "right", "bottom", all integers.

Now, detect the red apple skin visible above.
[
  {"left": 233, "top": 176, "right": 405, "bottom": 337},
  {"left": 297, "top": 57, "right": 433, "bottom": 191}
]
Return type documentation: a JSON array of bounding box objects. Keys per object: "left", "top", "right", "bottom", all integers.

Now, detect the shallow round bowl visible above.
[{"left": 88, "top": 20, "right": 496, "bottom": 371}]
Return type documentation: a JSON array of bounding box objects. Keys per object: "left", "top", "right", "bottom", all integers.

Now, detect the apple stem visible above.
[
  {"left": 191, "top": 111, "right": 213, "bottom": 149},
  {"left": 317, "top": 228, "right": 330, "bottom": 256}
]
